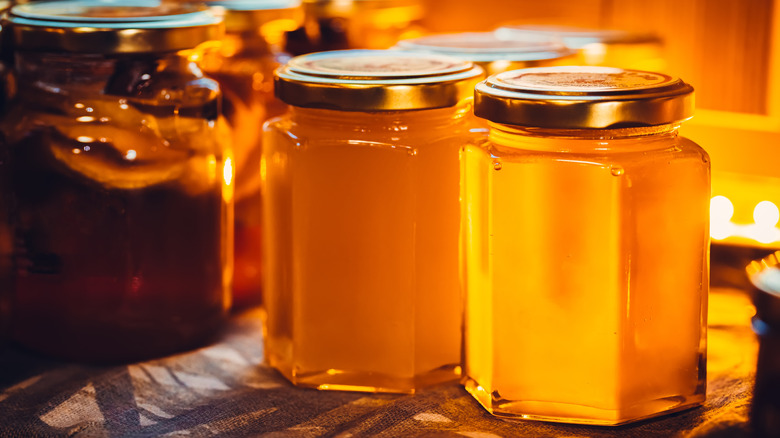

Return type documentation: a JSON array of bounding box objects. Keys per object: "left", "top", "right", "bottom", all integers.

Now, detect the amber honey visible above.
[
  {"left": 263, "top": 50, "right": 482, "bottom": 392},
  {"left": 462, "top": 66, "right": 710, "bottom": 425},
  {"left": 202, "top": 0, "right": 302, "bottom": 308}
]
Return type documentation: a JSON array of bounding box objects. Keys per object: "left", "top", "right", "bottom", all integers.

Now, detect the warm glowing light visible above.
[
  {"left": 710, "top": 195, "right": 735, "bottom": 240},
  {"left": 223, "top": 157, "right": 233, "bottom": 187},
  {"left": 74, "top": 103, "right": 85, "bottom": 109},
  {"left": 71, "top": 148, "right": 81, "bottom": 155},
  {"left": 710, "top": 195, "right": 734, "bottom": 222},
  {"left": 125, "top": 149, "right": 137, "bottom": 161},
  {"left": 76, "top": 116, "right": 95, "bottom": 122},
  {"left": 754, "top": 201, "right": 780, "bottom": 228},
  {"left": 582, "top": 42, "right": 607, "bottom": 65},
  {"left": 77, "top": 136, "right": 94, "bottom": 143},
  {"left": 260, "top": 156, "right": 267, "bottom": 182}
]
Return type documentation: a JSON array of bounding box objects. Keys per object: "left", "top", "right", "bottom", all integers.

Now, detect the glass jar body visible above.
[
  {"left": 262, "top": 104, "right": 472, "bottom": 393},
  {"left": 202, "top": 32, "right": 289, "bottom": 309},
  {"left": 461, "top": 125, "right": 710, "bottom": 425},
  {"left": 286, "top": 0, "right": 424, "bottom": 54},
  {"left": 1, "top": 51, "right": 233, "bottom": 362}
]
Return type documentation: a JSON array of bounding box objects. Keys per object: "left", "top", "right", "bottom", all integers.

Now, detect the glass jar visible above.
[
  {"left": 395, "top": 31, "right": 573, "bottom": 76},
  {"left": 747, "top": 252, "right": 780, "bottom": 438},
  {"left": 1, "top": 0, "right": 232, "bottom": 362},
  {"left": 263, "top": 50, "right": 482, "bottom": 393},
  {"left": 462, "top": 66, "right": 710, "bottom": 425},
  {"left": 285, "top": 0, "right": 425, "bottom": 55},
  {"left": 495, "top": 25, "right": 666, "bottom": 72},
  {"left": 201, "top": 0, "right": 301, "bottom": 309}
]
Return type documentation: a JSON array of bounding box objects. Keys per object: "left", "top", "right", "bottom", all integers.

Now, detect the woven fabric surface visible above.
[{"left": 0, "top": 288, "right": 757, "bottom": 438}]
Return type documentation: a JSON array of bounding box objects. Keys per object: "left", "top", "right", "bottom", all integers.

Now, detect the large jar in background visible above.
[
  {"left": 495, "top": 25, "right": 665, "bottom": 72},
  {"left": 202, "top": 0, "right": 302, "bottom": 309},
  {"left": 263, "top": 50, "right": 482, "bottom": 393},
  {"left": 395, "top": 31, "right": 573, "bottom": 76},
  {"left": 1, "top": 0, "right": 232, "bottom": 362},
  {"left": 462, "top": 66, "right": 710, "bottom": 424},
  {"left": 285, "top": 0, "right": 424, "bottom": 55}
]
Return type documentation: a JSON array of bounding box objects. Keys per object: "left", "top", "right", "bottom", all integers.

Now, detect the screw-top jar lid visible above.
[
  {"left": 748, "top": 252, "right": 780, "bottom": 330},
  {"left": 495, "top": 25, "right": 661, "bottom": 50},
  {"left": 395, "top": 32, "right": 573, "bottom": 64},
  {"left": 7, "top": 0, "right": 223, "bottom": 54},
  {"left": 275, "top": 49, "right": 484, "bottom": 111},
  {"left": 206, "top": 0, "right": 302, "bottom": 34},
  {"left": 474, "top": 66, "right": 694, "bottom": 129}
]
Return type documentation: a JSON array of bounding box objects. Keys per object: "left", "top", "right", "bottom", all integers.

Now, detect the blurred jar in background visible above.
[
  {"left": 747, "top": 253, "right": 780, "bottom": 438},
  {"left": 396, "top": 31, "right": 573, "bottom": 76},
  {"left": 202, "top": 0, "right": 302, "bottom": 310},
  {"left": 1, "top": 0, "right": 232, "bottom": 362},
  {"left": 264, "top": 50, "right": 482, "bottom": 393},
  {"left": 285, "top": 0, "right": 424, "bottom": 55},
  {"left": 462, "top": 66, "right": 709, "bottom": 425},
  {"left": 495, "top": 25, "right": 665, "bottom": 72}
]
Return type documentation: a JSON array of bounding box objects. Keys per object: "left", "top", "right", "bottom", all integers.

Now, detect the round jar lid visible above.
[
  {"left": 748, "top": 252, "right": 780, "bottom": 330},
  {"left": 395, "top": 32, "right": 573, "bottom": 64},
  {"left": 206, "top": 0, "right": 302, "bottom": 34},
  {"left": 7, "top": 0, "right": 223, "bottom": 54},
  {"left": 495, "top": 25, "right": 661, "bottom": 50},
  {"left": 275, "top": 49, "right": 484, "bottom": 111},
  {"left": 474, "top": 66, "right": 694, "bottom": 128}
]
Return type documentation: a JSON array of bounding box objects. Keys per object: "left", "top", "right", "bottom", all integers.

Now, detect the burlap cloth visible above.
[{"left": 0, "top": 287, "right": 757, "bottom": 437}]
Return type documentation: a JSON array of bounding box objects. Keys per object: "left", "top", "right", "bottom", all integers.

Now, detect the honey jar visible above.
[
  {"left": 263, "top": 50, "right": 482, "bottom": 393},
  {"left": 395, "top": 31, "right": 573, "bottom": 76},
  {"left": 495, "top": 25, "right": 665, "bottom": 72},
  {"left": 1, "top": 0, "right": 232, "bottom": 362},
  {"left": 462, "top": 66, "right": 710, "bottom": 424},
  {"left": 202, "top": 0, "right": 302, "bottom": 309},
  {"left": 285, "top": 0, "right": 425, "bottom": 54}
]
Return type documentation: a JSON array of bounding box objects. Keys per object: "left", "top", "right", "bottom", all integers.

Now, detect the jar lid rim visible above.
[
  {"left": 395, "top": 32, "right": 574, "bottom": 63},
  {"left": 474, "top": 66, "right": 694, "bottom": 128},
  {"left": 275, "top": 50, "right": 485, "bottom": 111},
  {"left": 7, "top": 0, "right": 223, "bottom": 53}
]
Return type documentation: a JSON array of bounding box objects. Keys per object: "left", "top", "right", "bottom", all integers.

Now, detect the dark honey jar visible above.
[
  {"left": 0, "top": 0, "right": 232, "bottom": 362},
  {"left": 201, "top": 0, "right": 302, "bottom": 309}
]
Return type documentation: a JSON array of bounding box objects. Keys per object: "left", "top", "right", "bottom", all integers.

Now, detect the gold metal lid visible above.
[
  {"left": 495, "top": 25, "right": 662, "bottom": 50},
  {"left": 474, "top": 66, "right": 694, "bottom": 129},
  {"left": 206, "top": 0, "right": 302, "bottom": 34},
  {"left": 396, "top": 32, "right": 572, "bottom": 66},
  {"left": 7, "top": 0, "right": 223, "bottom": 54},
  {"left": 275, "top": 49, "right": 484, "bottom": 111}
]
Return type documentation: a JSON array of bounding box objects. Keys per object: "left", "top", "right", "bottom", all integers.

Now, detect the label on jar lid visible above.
[
  {"left": 285, "top": 50, "right": 472, "bottom": 78},
  {"left": 493, "top": 66, "right": 673, "bottom": 93}
]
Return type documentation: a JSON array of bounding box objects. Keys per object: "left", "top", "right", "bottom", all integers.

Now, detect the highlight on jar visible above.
[{"left": 262, "top": 49, "right": 483, "bottom": 394}]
